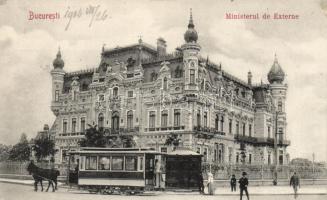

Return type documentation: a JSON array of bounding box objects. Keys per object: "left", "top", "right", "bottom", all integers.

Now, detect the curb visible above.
[{"left": 0, "top": 180, "right": 326, "bottom": 196}]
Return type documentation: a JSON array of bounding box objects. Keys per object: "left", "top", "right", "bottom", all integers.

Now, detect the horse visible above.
[{"left": 26, "top": 161, "right": 60, "bottom": 192}]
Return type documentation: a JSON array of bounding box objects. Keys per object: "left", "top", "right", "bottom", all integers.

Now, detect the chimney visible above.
[
  {"left": 248, "top": 71, "right": 252, "bottom": 85},
  {"left": 157, "top": 37, "right": 167, "bottom": 57}
]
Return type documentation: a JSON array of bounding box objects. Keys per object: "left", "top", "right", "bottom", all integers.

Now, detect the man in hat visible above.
[
  {"left": 290, "top": 172, "right": 300, "bottom": 199},
  {"left": 239, "top": 172, "right": 249, "bottom": 200}
]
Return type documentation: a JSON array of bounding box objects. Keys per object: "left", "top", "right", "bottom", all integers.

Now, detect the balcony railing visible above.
[
  {"left": 144, "top": 126, "right": 185, "bottom": 132},
  {"left": 193, "top": 126, "right": 226, "bottom": 136},
  {"left": 235, "top": 135, "right": 290, "bottom": 146},
  {"left": 58, "top": 132, "right": 85, "bottom": 137}
]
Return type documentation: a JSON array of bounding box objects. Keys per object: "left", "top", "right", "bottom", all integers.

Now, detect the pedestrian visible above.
[
  {"left": 198, "top": 172, "right": 204, "bottom": 194},
  {"left": 207, "top": 171, "right": 214, "bottom": 195},
  {"left": 290, "top": 172, "right": 300, "bottom": 199},
  {"left": 154, "top": 159, "right": 162, "bottom": 190},
  {"left": 230, "top": 174, "right": 237, "bottom": 192},
  {"left": 239, "top": 172, "right": 249, "bottom": 200}
]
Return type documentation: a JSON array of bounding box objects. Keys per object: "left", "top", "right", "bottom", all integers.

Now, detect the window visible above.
[
  {"left": 229, "top": 119, "right": 232, "bottom": 134},
  {"left": 98, "top": 94, "right": 105, "bottom": 101},
  {"left": 98, "top": 156, "right": 110, "bottom": 170},
  {"left": 85, "top": 156, "right": 97, "bottom": 170},
  {"left": 268, "top": 126, "right": 271, "bottom": 138},
  {"left": 220, "top": 116, "right": 224, "bottom": 131},
  {"left": 128, "top": 91, "right": 133, "bottom": 97},
  {"left": 149, "top": 111, "right": 156, "bottom": 128},
  {"left": 139, "top": 157, "right": 144, "bottom": 171},
  {"left": 242, "top": 123, "right": 246, "bottom": 136},
  {"left": 55, "top": 90, "right": 59, "bottom": 102},
  {"left": 161, "top": 110, "right": 168, "bottom": 127},
  {"left": 249, "top": 124, "right": 252, "bottom": 137},
  {"left": 268, "top": 154, "right": 271, "bottom": 165},
  {"left": 113, "top": 87, "right": 118, "bottom": 97},
  {"left": 80, "top": 117, "right": 86, "bottom": 132},
  {"left": 190, "top": 69, "right": 195, "bottom": 84},
  {"left": 98, "top": 113, "right": 104, "bottom": 128},
  {"left": 196, "top": 147, "right": 201, "bottom": 154},
  {"left": 73, "top": 90, "right": 78, "bottom": 101},
  {"left": 236, "top": 153, "right": 239, "bottom": 164},
  {"left": 63, "top": 119, "right": 67, "bottom": 133},
  {"left": 203, "top": 148, "right": 208, "bottom": 162},
  {"left": 215, "top": 115, "right": 219, "bottom": 130},
  {"left": 163, "top": 77, "right": 168, "bottom": 90},
  {"left": 279, "top": 150, "right": 283, "bottom": 165},
  {"left": 218, "top": 149, "right": 222, "bottom": 163},
  {"left": 278, "top": 101, "right": 282, "bottom": 112},
  {"left": 204, "top": 112, "right": 208, "bottom": 127},
  {"left": 125, "top": 156, "right": 138, "bottom": 171},
  {"left": 112, "top": 111, "right": 120, "bottom": 131},
  {"left": 249, "top": 154, "right": 252, "bottom": 164},
  {"left": 197, "top": 110, "right": 201, "bottom": 127},
  {"left": 112, "top": 156, "right": 124, "bottom": 170},
  {"left": 174, "top": 109, "right": 181, "bottom": 127},
  {"left": 236, "top": 121, "right": 239, "bottom": 135},
  {"left": 161, "top": 147, "right": 167, "bottom": 153},
  {"left": 72, "top": 118, "right": 76, "bottom": 133},
  {"left": 127, "top": 111, "right": 133, "bottom": 129}
]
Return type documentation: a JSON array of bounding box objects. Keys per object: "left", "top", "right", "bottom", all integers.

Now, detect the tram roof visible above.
[{"left": 68, "top": 147, "right": 165, "bottom": 155}]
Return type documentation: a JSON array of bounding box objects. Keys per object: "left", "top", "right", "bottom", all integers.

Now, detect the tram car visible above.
[{"left": 68, "top": 147, "right": 202, "bottom": 194}]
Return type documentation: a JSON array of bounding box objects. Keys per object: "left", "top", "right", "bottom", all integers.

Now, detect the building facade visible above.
[{"left": 50, "top": 13, "right": 289, "bottom": 165}]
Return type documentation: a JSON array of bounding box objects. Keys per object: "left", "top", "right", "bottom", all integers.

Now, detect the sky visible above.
[{"left": 0, "top": 0, "right": 326, "bottom": 162}]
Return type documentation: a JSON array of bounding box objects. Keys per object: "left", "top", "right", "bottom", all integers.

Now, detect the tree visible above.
[
  {"left": 165, "top": 133, "right": 181, "bottom": 150},
  {"left": 79, "top": 125, "right": 106, "bottom": 147},
  {"left": 32, "top": 135, "right": 57, "bottom": 162},
  {"left": 8, "top": 133, "right": 31, "bottom": 161},
  {"left": 0, "top": 144, "right": 12, "bottom": 162}
]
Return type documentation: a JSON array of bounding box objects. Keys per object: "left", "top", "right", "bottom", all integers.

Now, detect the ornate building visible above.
[{"left": 50, "top": 12, "right": 289, "bottom": 165}]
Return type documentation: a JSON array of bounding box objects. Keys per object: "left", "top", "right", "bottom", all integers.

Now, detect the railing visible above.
[
  {"left": 193, "top": 126, "right": 226, "bottom": 136},
  {"left": 58, "top": 132, "right": 85, "bottom": 137},
  {"left": 144, "top": 126, "right": 185, "bottom": 132},
  {"left": 235, "top": 135, "right": 290, "bottom": 146}
]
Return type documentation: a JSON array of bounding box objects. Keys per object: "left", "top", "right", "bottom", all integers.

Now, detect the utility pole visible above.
[{"left": 312, "top": 153, "right": 315, "bottom": 185}]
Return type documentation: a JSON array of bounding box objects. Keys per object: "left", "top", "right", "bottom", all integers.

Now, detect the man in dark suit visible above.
[
  {"left": 290, "top": 172, "right": 300, "bottom": 199},
  {"left": 239, "top": 172, "right": 249, "bottom": 200}
]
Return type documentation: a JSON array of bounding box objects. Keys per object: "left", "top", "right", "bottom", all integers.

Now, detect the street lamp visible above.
[{"left": 273, "top": 111, "right": 283, "bottom": 185}]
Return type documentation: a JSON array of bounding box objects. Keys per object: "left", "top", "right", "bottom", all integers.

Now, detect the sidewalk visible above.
[{"left": 0, "top": 178, "right": 326, "bottom": 195}]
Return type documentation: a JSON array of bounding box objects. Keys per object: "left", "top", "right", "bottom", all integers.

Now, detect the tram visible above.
[{"left": 68, "top": 147, "right": 202, "bottom": 194}]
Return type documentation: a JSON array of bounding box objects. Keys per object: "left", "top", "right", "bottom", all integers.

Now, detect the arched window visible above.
[
  {"left": 163, "top": 77, "right": 168, "bottom": 91},
  {"left": 80, "top": 117, "right": 86, "bottom": 132},
  {"left": 149, "top": 111, "right": 156, "bottom": 128},
  {"left": 190, "top": 69, "right": 195, "bottom": 84},
  {"left": 127, "top": 111, "right": 133, "bottom": 129},
  {"left": 278, "top": 101, "right": 283, "bottom": 112},
  {"left": 98, "top": 113, "right": 104, "bottom": 129},
  {"left": 63, "top": 119, "right": 67, "bottom": 133},
  {"left": 112, "top": 111, "right": 120, "bottom": 131},
  {"left": 204, "top": 112, "right": 208, "bottom": 127},
  {"left": 242, "top": 123, "right": 246, "bottom": 136},
  {"left": 220, "top": 116, "right": 224, "bottom": 131},
  {"left": 197, "top": 110, "right": 201, "bottom": 127},
  {"left": 113, "top": 87, "right": 119, "bottom": 97},
  {"left": 161, "top": 110, "right": 168, "bottom": 127},
  {"left": 215, "top": 114, "right": 219, "bottom": 130},
  {"left": 268, "top": 154, "right": 271, "bottom": 165},
  {"left": 174, "top": 109, "right": 181, "bottom": 127}
]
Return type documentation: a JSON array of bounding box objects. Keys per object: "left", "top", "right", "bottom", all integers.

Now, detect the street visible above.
[{"left": 0, "top": 183, "right": 326, "bottom": 200}]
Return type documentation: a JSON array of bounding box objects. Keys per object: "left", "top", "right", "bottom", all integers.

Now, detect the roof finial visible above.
[
  {"left": 57, "top": 46, "right": 61, "bottom": 58},
  {"left": 102, "top": 43, "right": 106, "bottom": 52},
  {"left": 138, "top": 35, "right": 143, "bottom": 44},
  {"left": 274, "top": 53, "right": 278, "bottom": 63},
  {"left": 188, "top": 8, "right": 194, "bottom": 28}
]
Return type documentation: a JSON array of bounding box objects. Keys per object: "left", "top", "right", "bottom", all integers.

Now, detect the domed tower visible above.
[
  {"left": 182, "top": 9, "right": 201, "bottom": 91},
  {"left": 267, "top": 54, "right": 288, "bottom": 165},
  {"left": 50, "top": 48, "right": 65, "bottom": 116}
]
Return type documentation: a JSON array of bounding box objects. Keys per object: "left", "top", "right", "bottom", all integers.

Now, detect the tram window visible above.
[
  {"left": 139, "top": 157, "right": 143, "bottom": 171},
  {"left": 125, "top": 156, "right": 138, "bottom": 171},
  {"left": 112, "top": 156, "right": 124, "bottom": 170},
  {"left": 98, "top": 156, "right": 110, "bottom": 170},
  {"left": 85, "top": 156, "right": 97, "bottom": 170},
  {"left": 80, "top": 156, "right": 85, "bottom": 170}
]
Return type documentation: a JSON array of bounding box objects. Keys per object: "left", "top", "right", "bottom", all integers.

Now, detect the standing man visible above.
[
  {"left": 198, "top": 172, "right": 204, "bottom": 194},
  {"left": 239, "top": 172, "right": 249, "bottom": 200},
  {"left": 290, "top": 172, "right": 300, "bottom": 199},
  {"left": 154, "top": 159, "right": 161, "bottom": 190},
  {"left": 230, "top": 174, "right": 237, "bottom": 192}
]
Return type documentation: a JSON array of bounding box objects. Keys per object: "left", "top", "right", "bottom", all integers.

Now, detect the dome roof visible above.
[
  {"left": 53, "top": 49, "right": 64, "bottom": 69},
  {"left": 268, "top": 55, "right": 285, "bottom": 84},
  {"left": 184, "top": 10, "right": 198, "bottom": 43}
]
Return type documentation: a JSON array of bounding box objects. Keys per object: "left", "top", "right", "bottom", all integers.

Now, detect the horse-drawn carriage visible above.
[{"left": 67, "top": 147, "right": 202, "bottom": 194}]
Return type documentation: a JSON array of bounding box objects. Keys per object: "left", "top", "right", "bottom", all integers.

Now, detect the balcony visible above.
[
  {"left": 144, "top": 126, "right": 185, "bottom": 132},
  {"left": 235, "top": 135, "right": 291, "bottom": 147},
  {"left": 193, "top": 126, "right": 226, "bottom": 138},
  {"left": 58, "top": 132, "right": 85, "bottom": 137},
  {"left": 234, "top": 134, "right": 258, "bottom": 144}
]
